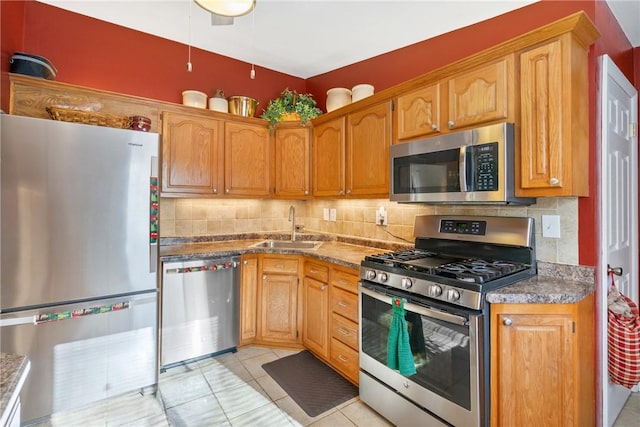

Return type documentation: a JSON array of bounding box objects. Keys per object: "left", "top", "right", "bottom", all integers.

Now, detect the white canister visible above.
[
  {"left": 209, "top": 97, "right": 228, "bottom": 113},
  {"left": 182, "top": 90, "right": 207, "bottom": 108},
  {"left": 351, "top": 84, "right": 374, "bottom": 102},
  {"left": 326, "top": 88, "right": 352, "bottom": 112}
]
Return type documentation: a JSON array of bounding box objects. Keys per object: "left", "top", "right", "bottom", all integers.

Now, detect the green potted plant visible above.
[{"left": 261, "top": 88, "right": 322, "bottom": 131}]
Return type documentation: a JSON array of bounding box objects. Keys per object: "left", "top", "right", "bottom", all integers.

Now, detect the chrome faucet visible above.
[{"left": 288, "top": 205, "right": 296, "bottom": 241}]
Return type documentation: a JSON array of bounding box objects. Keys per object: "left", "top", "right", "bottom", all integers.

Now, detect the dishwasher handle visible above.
[{"left": 164, "top": 258, "right": 240, "bottom": 275}]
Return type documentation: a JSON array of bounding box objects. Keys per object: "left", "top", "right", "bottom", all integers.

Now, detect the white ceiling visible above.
[{"left": 39, "top": 0, "right": 639, "bottom": 79}]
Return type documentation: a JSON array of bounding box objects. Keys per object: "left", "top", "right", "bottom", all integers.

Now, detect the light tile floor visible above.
[
  {"left": 35, "top": 346, "right": 392, "bottom": 427},
  {"left": 613, "top": 391, "right": 640, "bottom": 427},
  {"left": 29, "top": 345, "right": 640, "bottom": 426}
]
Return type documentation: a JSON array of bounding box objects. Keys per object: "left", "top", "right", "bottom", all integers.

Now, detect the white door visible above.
[{"left": 599, "top": 54, "right": 639, "bottom": 427}]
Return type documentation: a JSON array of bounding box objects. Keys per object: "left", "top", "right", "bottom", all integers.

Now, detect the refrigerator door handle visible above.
[
  {"left": 0, "top": 316, "right": 35, "bottom": 327},
  {"left": 150, "top": 156, "right": 159, "bottom": 274}
]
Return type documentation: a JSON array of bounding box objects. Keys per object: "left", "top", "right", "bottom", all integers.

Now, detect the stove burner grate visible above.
[{"left": 434, "top": 259, "right": 528, "bottom": 284}]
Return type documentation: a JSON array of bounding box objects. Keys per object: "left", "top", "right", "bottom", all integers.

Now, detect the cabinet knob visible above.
[
  {"left": 321, "top": 285, "right": 328, "bottom": 291},
  {"left": 243, "top": 260, "right": 248, "bottom": 265},
  {"left": 346, "top": 189, "right": 351, "bottom": 194},
  {"left": 262, "top": 274, "right": 267, "bottom": 280},
  {"left": 339, "top": 190, "right": 345, "bottom": 195},
  {"left": 225, "top": 188, "right": 230, "bottom": 193},
  {"left": 503, "top": 317, "right": 513, "bottom": 326},
  {"left": 213, "top": 188, "right": 217, "bottom": 194},
  {"left": 549, "top": 178, "right": 559, "bottom": 185},
  {"left": 304, "top": 190, "right": 309, "bottom": 195},
  {"left": 431, "top": 124, "right": 439, "bottom": 131},
  {"left": 447, "top": 120, "right": 455, "bottom": 129}
]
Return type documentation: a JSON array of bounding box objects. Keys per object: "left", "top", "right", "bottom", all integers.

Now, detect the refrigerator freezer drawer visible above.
[
  {"left": 161, "top": 257, "right": 240, "bottom": 367},
  {"left": 0, "top": 292, "right": 158, "bottom": 424}
]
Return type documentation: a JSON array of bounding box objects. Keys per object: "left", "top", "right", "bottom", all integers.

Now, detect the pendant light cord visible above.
[{"left": 187, "top": 0, "right": 193, "bottom": 72}]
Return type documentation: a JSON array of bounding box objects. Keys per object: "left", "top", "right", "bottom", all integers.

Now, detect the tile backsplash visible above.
[{"left": 159, "top": 197, "right": 579, "bottom": 265}]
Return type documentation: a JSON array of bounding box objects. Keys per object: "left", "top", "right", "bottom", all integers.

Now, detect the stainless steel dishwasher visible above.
[{"left": 161, "top": 256, "right": 240, "bottom": 367}]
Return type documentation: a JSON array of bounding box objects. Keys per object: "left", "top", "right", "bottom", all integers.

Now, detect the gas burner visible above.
[{"left": 433, "top": 258, "right": 528, "bottom": 284}]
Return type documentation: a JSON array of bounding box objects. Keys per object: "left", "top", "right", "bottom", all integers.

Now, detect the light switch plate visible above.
[
  {"left": 323, "top": 208, "right": 329, "bottom": 221},
  {"left": 329, "top": 208, "right": 337, "bottom": 222},
  {"left": 542, "top": 214, "right": 561, "bottom": 238}
]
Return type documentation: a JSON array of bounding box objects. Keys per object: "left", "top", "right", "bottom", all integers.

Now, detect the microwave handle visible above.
[{"left": 459, "top": 145, "right": 469, "bottom": 192}]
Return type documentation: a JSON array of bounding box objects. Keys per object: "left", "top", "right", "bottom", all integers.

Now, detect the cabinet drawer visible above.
[
  {"left": 304, "top": 261, "right": 329, "bottom": 282},
  {"left": 331, "top": 287, "right": 358, "bottom": 322},
  {"left": 261, "top": 257, "right": 299, "bottom": 274},
  {"left": 331, "top": 312, "right": 358, "bottom": 350},
  {"left": 330, "top": 337, "right": 359, "bottom": 383},
  {"left": 331, "top": 269, "right": 359, "bottom": 293}
]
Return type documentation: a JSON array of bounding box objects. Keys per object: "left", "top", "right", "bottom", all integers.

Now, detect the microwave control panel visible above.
[{"left": 470, "top": 142, "right": 498, "bottom": 191}]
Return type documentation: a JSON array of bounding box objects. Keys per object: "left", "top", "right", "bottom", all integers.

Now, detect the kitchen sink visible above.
[{"left": 252, "top": 240, "right": 323, "bottom": 250}]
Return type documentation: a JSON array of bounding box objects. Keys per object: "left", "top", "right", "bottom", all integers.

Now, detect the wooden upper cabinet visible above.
[
  {"left": 396, "top": 83, "right": 441, "bottom": 141},
  {"left": 224, "top": 121, "right": 271, "bottom": 197},
  {"left": 446, "top": 55, "right": 514, "bottom": 131},
  {"left": 517, "top": 35, "right": 590, "bottom": 197},
  {"left": 274, "top": 125, "right": 311, "bottom": 198},
  {"left": 161, "top": 110, "right": 222, "bottom": 195},
  {"left": 312, "top": 117, "right": 346, "bottom": 197},
  {"left": 395, "top": 56, "right": 513, "bottom": 142},
  {"left": 346, "top": 101, "right": 392, "bottom": 197}
]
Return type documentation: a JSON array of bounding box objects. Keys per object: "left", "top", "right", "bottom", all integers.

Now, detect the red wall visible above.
[
  {"left": 0, "top": 1, "right": 305, "bottom": 114},
  {"left": 0, "top": 0, "right": 26, "bottom": 112}
]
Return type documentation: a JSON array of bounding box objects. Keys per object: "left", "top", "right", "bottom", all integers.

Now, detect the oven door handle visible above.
[{"left": 360, "top": 285, "right": 468, "bottom": 326}]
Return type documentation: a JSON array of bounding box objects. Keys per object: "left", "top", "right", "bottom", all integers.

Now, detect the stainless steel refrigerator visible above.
[{"left": 0, "top": 114, "right": 159, "bottom": 424}]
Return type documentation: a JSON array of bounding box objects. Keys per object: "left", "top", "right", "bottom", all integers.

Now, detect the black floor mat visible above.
[{"left": 262, "top": 350, "right": 358, "bottom": 417}]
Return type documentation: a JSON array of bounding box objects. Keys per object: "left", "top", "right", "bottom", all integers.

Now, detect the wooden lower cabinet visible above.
[
  {"left": 239, "top": 254, "right": 259, "bottom": 345},
  {"left": 302, "top": 261, "right": 330, "bottom": 358},
  {"left": 257, "top": 255, "right": 301, "bottom": 344},
  {"left": 490, "top": 294, "right": 595, "bottom": 427}
]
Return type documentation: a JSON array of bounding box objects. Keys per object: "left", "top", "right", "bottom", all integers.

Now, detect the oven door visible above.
[{"left": 359, "top": 282, "right": 484, "bottom": 427}]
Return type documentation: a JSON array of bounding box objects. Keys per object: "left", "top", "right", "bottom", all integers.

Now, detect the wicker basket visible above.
[{"left": 46, "top": 106, "right": 131, "bottom": 129}]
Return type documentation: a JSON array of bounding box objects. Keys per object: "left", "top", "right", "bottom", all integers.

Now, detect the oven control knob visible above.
[
  {"left": 400, "top": 277, "right": 413, "bottom": 289},
  {"left": 378, "top": 273, "right": 388, "bottom": 283},
  {"left": 429, "top": 284, "right": 443, "bottom": 297},
  {"left": 365, "top": 270, "right": 376, "bottom": 280},
  {"left": 447, "top": 289, "right": 461, "bottom": 301}
]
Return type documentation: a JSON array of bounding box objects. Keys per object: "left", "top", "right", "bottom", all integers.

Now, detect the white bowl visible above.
[
  {"left": 182, "top": 90, "right": 207, "bottom": 108},
  {"left": 351, "top": 84, "right": 374, "bottom": 102},
  {"left": 209, "top": 97, "right": 228, "bottom": 113},
  {"left": 326, "top": 88, "right": 352, "bottom": 112}
]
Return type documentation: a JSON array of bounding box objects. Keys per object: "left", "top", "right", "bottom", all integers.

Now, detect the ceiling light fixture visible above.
[{"left": 195, "top": 0, "right": 256, "bottom": 17}]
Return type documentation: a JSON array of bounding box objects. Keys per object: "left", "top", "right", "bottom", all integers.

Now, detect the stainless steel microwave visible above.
[{"left": 390, "top": 122, "right": 535, "bottom": 205}]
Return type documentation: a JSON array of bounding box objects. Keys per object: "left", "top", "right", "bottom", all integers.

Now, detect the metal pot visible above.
[{"left": 228, "top": 96, "right": 258, "bottom": 117}]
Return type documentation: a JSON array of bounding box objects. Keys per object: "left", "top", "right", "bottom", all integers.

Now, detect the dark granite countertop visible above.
[
  {"left": 160, "top": 234, "right": 408, "bottom": 270},
  {"left": 486, "top": 261, "right": 596, "bottom": 304},
  {"left": 0, "top": 352, "right": 31, "bottom": 425},
  {"left": 160, "top": 235, "right": 596, "bottom": 304}
]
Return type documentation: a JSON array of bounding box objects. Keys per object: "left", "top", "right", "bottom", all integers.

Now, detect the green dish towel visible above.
[{"left": 387, "top": 297, "right": 416, "bottom": 376}]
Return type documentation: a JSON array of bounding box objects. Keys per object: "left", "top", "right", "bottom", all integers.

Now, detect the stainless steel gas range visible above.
[{"left": 358, "top": 215, "right": 536, "bottom": 427}]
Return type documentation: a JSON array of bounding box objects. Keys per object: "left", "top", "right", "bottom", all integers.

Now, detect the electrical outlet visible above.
[
  {"left": 323, "top": 208, "right": 329, "bottom": 221},
  {"left": 329, "top": 208, "right": 337, "bottom": 222},
  {"left": 376, "top": 206, "right": 388, "bottom": 226}
]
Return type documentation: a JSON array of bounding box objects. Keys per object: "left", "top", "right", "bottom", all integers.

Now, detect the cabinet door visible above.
[
  {"left": 517, "top": 36, "right": 589, "bottom": 197},
  {"left": 224, "top": 121, "right": 271, "bottom": 196},
  {"left": 239, "top": 254, "right": 258, "bottom": 345},
  {"left": 259, "top": 273, "right": 298, "bottom": 342},
  {"left": 161, "top": 111, "right": 222, "bottom": 195},
  {"left": 312, "top": 117, "right": 345, "bottom": 197},
  {"left": 492, "top": 310, "right": 574, "bottom": 427},
  {"left": 346, "top": 101, "right": 392, "bottom": 197},
  {"left": 396, "top": 83, "right": 442, "bottom": 141},
  {"left": 447, "top": 56, "right": 513, "bottom": 130},
  {"left": 274, "top": 126, "right": 311, "bottom": 198},
  {"left": 303, "top": 276, "right": 329, "bottom": 358}
]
